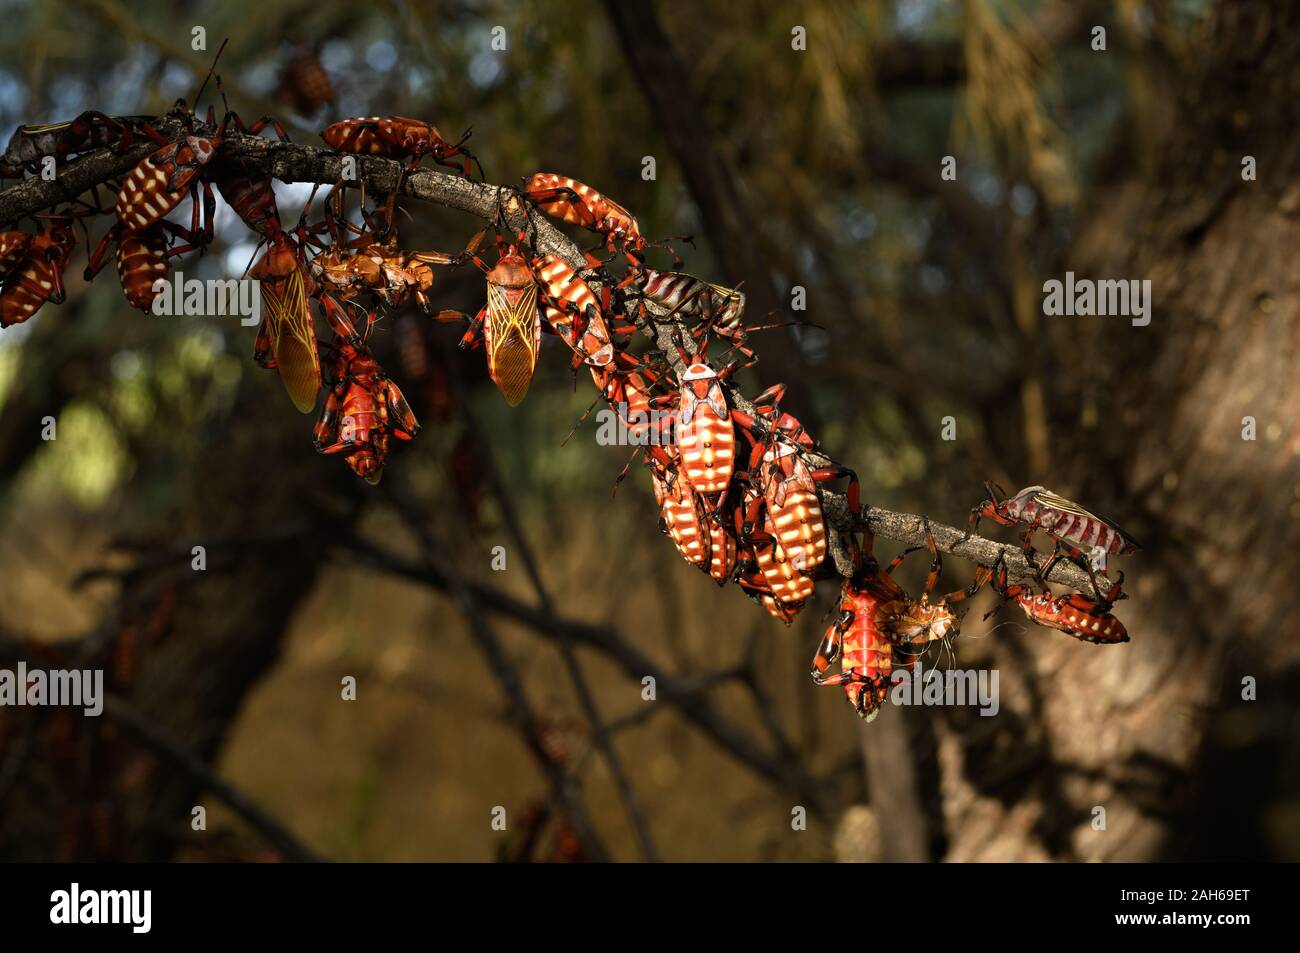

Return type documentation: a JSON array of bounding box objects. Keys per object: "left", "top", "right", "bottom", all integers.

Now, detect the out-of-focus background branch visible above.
[{"left": 0, "top": 0, "right": 1296, "bottom": 861}]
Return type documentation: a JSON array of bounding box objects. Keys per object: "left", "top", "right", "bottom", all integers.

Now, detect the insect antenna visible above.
[
  {"left": 239, "top": 237, "right": 267, "bottom": 278},
  {"left": 560, "top": 391, "right": 605, "bottom": 447},
  {"left": 610, "top": 446, "right": 644, "bottom": 498},
  {"left": 193, "top": 37, "right": 230, "bottom": 110}
]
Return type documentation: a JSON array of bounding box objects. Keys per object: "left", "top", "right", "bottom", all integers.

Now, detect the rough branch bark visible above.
[{"left": 0, "top": 122, "right": 1107, "bottom": 598}]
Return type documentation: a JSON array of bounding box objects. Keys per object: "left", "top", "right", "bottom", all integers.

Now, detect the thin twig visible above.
[
  {"left": 446, "top": 373, "right": 661, "bottom": 862},
  {"left": 334, "top": 529, "right": 834, "bottom": 816},
  {"left": 377, "top": 477, "right": 613, "bottom": 862}
]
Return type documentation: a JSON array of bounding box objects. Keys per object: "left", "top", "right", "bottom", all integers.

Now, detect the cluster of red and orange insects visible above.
[{"left": 0, "top": 82, "right": 1142, "bottom": 721}]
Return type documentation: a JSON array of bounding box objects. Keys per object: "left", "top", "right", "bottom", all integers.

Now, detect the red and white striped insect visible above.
[
  {"left": 676, "top": 358, "right": 737, "bottom": 496},
  {"left": 984, "top": 553, "right": 1129, "bottom": 645},
  {"left": 321, "top": 116, "right": 479, "bottom": 178},
  {"left": 731, "top": 385, "right": 860, "bottom": 576},
  {"left": 0, "top": 220, "right": 76, "bottom": 327},
  {"left": 84, "top": 222, "right": 201, "bottom": 312},
  {"left": 754, "top": 439, "right": 827, "bottom": 574},
  {"left": 812, "top": 579, "right": 891, "bottom": 720},
  {"left": 639, "top": 268, "right": 745, "bottom": 331},
  {"left": 115, "top": 130, "right": 219, "bottom": 232},
  {"left": 648, "top": 445, "right": 737, "bottom": 584},
  {"left": 112, "top": 226, "right": 181, "bottom": 312},
  {"left": 533, "top": 254, "right": 614, "bottom": 368},
  {"left": 251, "top": 235, "right": 321, "bottom": 413},
  {"left": 117, "top": 109, "right": 286, "bottom": 235},
  {"left": 651, "top": 461, "right": 708, "bottom": 570},
  {"left": 814, "top": 532, "right": 988, "bottom": 719},
  {"left": 969, "top": 483, "right": 1140, "bottom": 557},
  {"left": 522, "top": 173, "right": 642, "bottom": 259},
  {"left": 752, "top": 517, "right": 815, "bottom": 605}
]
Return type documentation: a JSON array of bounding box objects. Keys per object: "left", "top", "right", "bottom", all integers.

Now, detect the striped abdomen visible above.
[
  {"left": 523, "top": 173, "right": 640, "bottom": 243},
  {"left": 766, "top": 486, "right": 826, "bottom": 574},
  {"left": 707, "top": 518, "right": 737, "bottom": 584},
  {"left": 837, "top": 590, "right": 892, "bottom": 714},
  {"left": 116, "top": 226, "right": 170, "bottom": 311},
  {"left": 640, "top": 269, "right": 745, "bottom": 329},
  {"left": 762, "top": 448, "right": 826, "bottom": 573},
  {"left": 678, "top": 404, "right": 733, "bottom": 494},
  {"left": 1, "top": 233, "right": 68, "bottom": 326},
  {"left": 640, "top": 270, "right": 704, "bottom": 315},
  {"left": 116, "top": 144, "right": 191, "bottom": 229},
  {"left": 1015, "top": 592, "right": 1128, "bottom": 644},
  {"left": 678, "top": 367, "right": 734, "bottom": 495},
  {"left": 753, "top": 517, "right": 814, "bottom": 605},
  {"left": 739, "top": 567, "right": 804, "bottom": 626},
  {"left": 1008, "top": 486, "right": 1139, "bottom": 554},
  {"left": 654, "top": 472, "right": 708, "bottom": 567},
  {"left": 321, "top": 117, "right": 443, "bottom": 156},
  {"left": 534, "top": 254, "right": 613, "bottom": 366}
]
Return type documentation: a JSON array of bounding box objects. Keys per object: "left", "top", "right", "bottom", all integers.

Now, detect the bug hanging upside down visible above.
[
  {"left": 313, "top": 296, "right": 420, "bottom": 484},
  {"left": 983, "top": 553, "right": 1129, "bottom": 645},
  {"left": 813, "top": 530, "right": 988, "bottom": 720}
]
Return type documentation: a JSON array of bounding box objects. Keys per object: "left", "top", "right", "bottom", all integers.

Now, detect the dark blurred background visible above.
[{"left": 0, "top": 0, "right": 1297, "bottom": 861}]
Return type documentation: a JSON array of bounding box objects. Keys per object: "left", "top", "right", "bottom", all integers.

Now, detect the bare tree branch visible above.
[
  {"left": 443, "top": 372, "right": 661, "bottom": 862},
  {"left": 0, "top": 118, "right": 1112, "bottom": 598},
  {"left": 332, "top": 529, "right": 836, "bottom": 816}
]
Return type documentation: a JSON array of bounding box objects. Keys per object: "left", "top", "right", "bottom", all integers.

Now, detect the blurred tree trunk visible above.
[
  {"left": 1, "top": 379, "right": 355, "bottom": 861},
  {"left": 937, "top": 0, "right": 1300, "bottom": 861}
]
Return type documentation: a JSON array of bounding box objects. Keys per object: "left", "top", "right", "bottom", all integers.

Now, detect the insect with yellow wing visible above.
[
  {"left": 446, "top": 232, "right": 542, "bottom": 407},
  {"left": 251, "top": 234, "right": 321, "bottom": 413}
]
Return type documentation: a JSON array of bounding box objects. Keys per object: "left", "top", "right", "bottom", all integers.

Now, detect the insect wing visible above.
[
  {"left": 265, "top": 267, "right": 321, "bottom": 412},
  {"left": 1034, "top": 489, "right": 1141, "bottom": 551},
  {"left": 484, "top": 279, "right": 540, "bottom": 406}
]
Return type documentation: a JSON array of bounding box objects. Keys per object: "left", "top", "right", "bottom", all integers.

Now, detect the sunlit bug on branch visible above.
[
  {"left": 983, "top": 553, "right": 1129, "bottom": 645},
  {"left": 813, "top": 532, "right": 988, "bottom": 720},
  {"left": 967, "top": 481, "right": 1141, "bottom": 593},
  {"left": 521, "top": 173, "right": 690, "bottom": 275},
  {"left": 638, "top": 268, "right": 745, "bottom": 332},
  {"left": 321, "top": 116, "right": 481, "bottom": 179}
]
